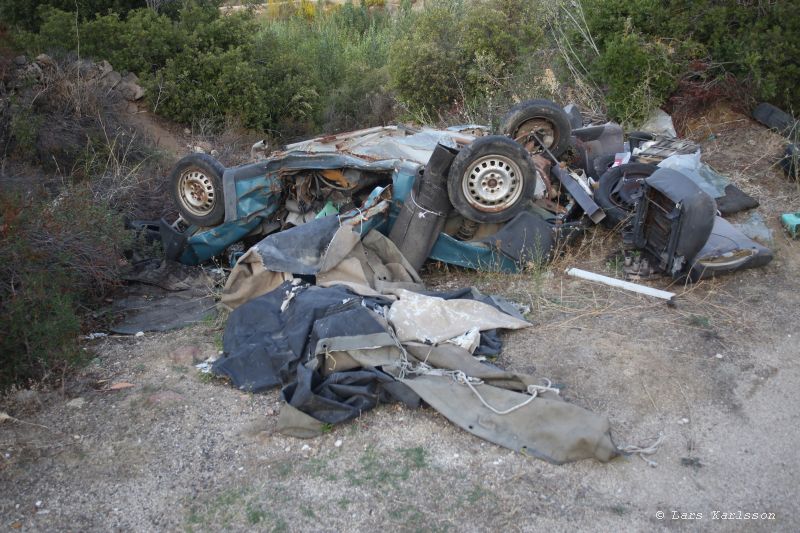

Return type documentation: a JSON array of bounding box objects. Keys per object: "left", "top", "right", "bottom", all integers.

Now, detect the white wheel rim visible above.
[
  {"left": 462, "top": 155, "right": 523, "bottom": 212},
  {"left": 178, "top": 169, "right": 216, "bottom": 217}
]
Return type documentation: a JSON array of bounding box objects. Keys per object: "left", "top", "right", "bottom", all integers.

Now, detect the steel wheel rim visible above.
[
  {"left": 462, "top": 155, "right": 523, "bottom": 212},
  {"left": 513, "top": 118, "right": 556, "bottom": 153},
  {"left": 178, "top": 169, "right": 216, "bottom": 216}
]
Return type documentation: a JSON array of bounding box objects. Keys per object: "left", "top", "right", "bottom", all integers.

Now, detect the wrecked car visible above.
[
  {"left": 161, "top": 99, "right": 772, "bottom": 284},
  {"left": 162, "top": 100, "right": 592, "bottom": 273}
]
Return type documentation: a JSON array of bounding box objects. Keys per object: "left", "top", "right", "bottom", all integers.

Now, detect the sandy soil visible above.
[{"left": 2, "top": 106, "right": 798, "bottom": 532}]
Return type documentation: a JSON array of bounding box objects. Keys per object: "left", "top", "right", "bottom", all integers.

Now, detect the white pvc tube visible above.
[{"left": 565, "top": 268, "right": 676, "bottom": 301}]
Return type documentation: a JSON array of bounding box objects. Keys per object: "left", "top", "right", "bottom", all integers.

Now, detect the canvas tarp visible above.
[
  {"left": 213, "top": 280, "right": 619, "bottom": 464},
  {"left": 220, "top": 215, "right": 423, "bottom": 309}
]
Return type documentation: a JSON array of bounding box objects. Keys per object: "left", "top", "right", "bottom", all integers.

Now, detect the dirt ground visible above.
[{"left": 2, "top": 106, "right": 799, "bottom": 532}]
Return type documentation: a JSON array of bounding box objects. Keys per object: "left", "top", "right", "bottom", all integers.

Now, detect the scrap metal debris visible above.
[{"left": 102, "top": 99, "right": 783, "bottom": 464}]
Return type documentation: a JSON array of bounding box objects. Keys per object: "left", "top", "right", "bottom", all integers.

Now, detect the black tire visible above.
[
  {"left": 780, "top": 143, "right": 798, "bottom": 180},
  {"left": 500, "top": 99, "right": 572, "bottom": 158},
  {"left": 169, "top": 153, "right": 226, "bottom": 227},
  {"left": 753, "top": 102, "right": 796, "bottom": 136},
  {"left": 447, "top": 135, "right": 538, "bottom": 224},
  {"left": 595, "top": 163, "right": 658, "bottom": 228}
]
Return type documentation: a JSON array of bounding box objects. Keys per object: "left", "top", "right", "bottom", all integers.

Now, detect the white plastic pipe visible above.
[{"left": 565, "top": 268, "right": 676, "bottom": 301}]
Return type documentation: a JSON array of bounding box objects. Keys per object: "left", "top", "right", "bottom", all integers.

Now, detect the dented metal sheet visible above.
[{"left": 286, "top": 125, "right": 472, "bottom": 165}]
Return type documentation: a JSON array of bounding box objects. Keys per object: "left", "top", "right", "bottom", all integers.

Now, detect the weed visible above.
[
  {"left": 246, "top": 505, "right": 267, "bottom": 525},
  {"left": 400, "top": 446, "right": 428, "bottom": 469},
  {"left": 610, "top": 504, "right": 627, "bottom": 516},
  {"left": 345, "top": 445, "right": 429, "bottom": 488},
  {"left": 606, "top": 255, "right": 624, "bottom": 277},
  {"left": 466, "top": 483, "right": 489, "bottom": 504},
  {"left": 336, "top": 497, "right": 351, "bottom": 509},
  {"left": 197, "top": 372, "right": 214, "bottom": 384},
  {"left": 273, "top": 461, "right": 293, "bottom": 479},
  {"left": 687, "top": 314, "right": 711, "bottom": 329}
]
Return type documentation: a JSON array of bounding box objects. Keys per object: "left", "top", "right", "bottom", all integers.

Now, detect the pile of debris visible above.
[{"left": 143, "top": 99, "right": 782, "bottom": 463}]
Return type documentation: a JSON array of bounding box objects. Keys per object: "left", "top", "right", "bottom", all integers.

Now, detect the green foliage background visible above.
[
  {"left": 4, "top": 0, "right": 797, "bottom": 131},
  {"left": 577, "top": 0, "right": 799, "bottom": 123}
]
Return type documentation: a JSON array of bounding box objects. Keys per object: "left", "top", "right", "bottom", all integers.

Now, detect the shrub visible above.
[
  {"left": 0, "top": 185, "right": 132, "bottom": 389},
  {"left": 389, "top": 0, "right": 545, "bottom": 119},
  {"left": 591, "top": 32, "right": 679, "bottom": 125},
  {"left": 83, "top": 8, "right": 185, "bottom": 74},
  {"left": 389, "top": 3, "right": 468, "bottom": 116},
  {"left": 0, "top": 0, "right": 146, "bottom": 31},
  {"left": 575, "top": 0, "right": 800, "bottom": 121}
]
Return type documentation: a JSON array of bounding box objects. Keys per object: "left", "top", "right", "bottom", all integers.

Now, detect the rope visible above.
[
  {"left": 620, "top": 433, "right": 665, "bottom": 467},
  {"left": 453, "top": 371, "right": 560, "bottom": 415},
  {"left": 408, "top": 189, "right": 446, "bottom": 219}
]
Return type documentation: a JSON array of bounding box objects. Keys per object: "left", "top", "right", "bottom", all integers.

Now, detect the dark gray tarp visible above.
[
  {"left": 214, "top": 283, "right": 392, "bottom": 392},
  {"left": 214, "top": 282, "right": 513, "bottom": 391},
  {"left": 112, "top": 260, "right": 216, "bottom": 334},
  {"left": 214, "top": 281, "right": 619, "bottom": 464},
  {"left": 715, "top": 184, "right": 759, "bottom": 216}
]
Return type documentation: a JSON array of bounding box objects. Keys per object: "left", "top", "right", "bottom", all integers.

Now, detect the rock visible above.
[
  {"left": 121, "top": 72, "right": 139, "bottom": 84},
  {"left": 126, "top": 102, "right": 139, "bottom": 114},
  {"left": 13, "top": 55, "right": 28, "bottom": 66},
  {"left": 97, "top": 60, "right": 113, "bottom": 76},
  {"left": 210, "top": 149, "right": 219, "bottom": 158},
  {"left": 101, "top": 70, "right": 122, "bottom": 89},
  {"left": 134, "top": 331, "right": 144, "bottom": 337},
  {"left": 117, "top": 80, "right": 145, "bottom": 101},
  {"left": 13, "top": 389, "right": 40, "bottom": 408},
  {"left": 334, "top": 439, "right": 343, "bottom": 448},
  {"left": 183, "top": 128, "right": 191, "bottom": 135},
  {"left": 74, "top": 58, "right": 95, "bottom": 77},
  {"left": 16, "top": 63, "right": 44, "bottom": 84},
  {"left": 66, "top": 397, "right": 86, "bottom": 409},
  {"left": 34, "top": 54, "right": 56, "bottom": 70}
]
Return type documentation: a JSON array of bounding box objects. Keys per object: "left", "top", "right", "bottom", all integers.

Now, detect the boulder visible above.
[
  {"left": 97, "top": 60, "right": 114, "bottom": 77},
  {"left": 117, "top": 80, "right": 145, "bottom": 101},
  {"left": 101, "top": 70, "right": 122, "bottom": 89}
]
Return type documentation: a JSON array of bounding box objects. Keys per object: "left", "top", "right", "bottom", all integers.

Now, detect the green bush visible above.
[
  {"left": 0, "top": 186, "right": 132, "bottom": 389},
  {"left": 576, "top": 0, "right": 800, "bottom": 121},
  {"left": 591, "top": 32, "right": 679, "bottom": 125},
  {"left": 0, "top": 0, "right": 146, "bottom": 31},
  {"left": 389, "top": 0, "right": 544, "bottom": 118},
  {"left": 84, "top": 9, "right": 185, "bottom": 74},
  {"left": 389, "top": 2, "right": 468, "bottom": 113}
]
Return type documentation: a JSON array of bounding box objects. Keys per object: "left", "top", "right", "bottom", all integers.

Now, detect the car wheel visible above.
[
  {"left": 500, "top": 99, "right": 572, "bottom": 158},
  {"left": 169, "top": 153, "right": 226, "bottom": 227},
  {"left": 447, "top": 135, "right": 537, "bottom": 224},
  {"left": 595, "top": 163, "right": 658, "bottom": 228}
]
